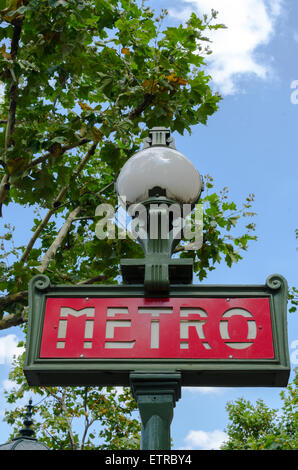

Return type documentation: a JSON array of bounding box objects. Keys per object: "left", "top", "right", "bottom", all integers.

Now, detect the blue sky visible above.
[{"left": 0, "top": 0, "right": 298, "bottom": 450}]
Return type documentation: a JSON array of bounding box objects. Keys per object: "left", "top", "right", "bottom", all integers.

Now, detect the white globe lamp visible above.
[
  {"left": 116, "top": 127, "right": 203, "bottom": 294},
  {"left": 116, "top": 127, "right": 202, "bottom": 208}
]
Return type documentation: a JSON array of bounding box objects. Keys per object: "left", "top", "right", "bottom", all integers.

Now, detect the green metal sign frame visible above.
[{"left": 23, "top": 273, "right": 290, "bottom": 388}]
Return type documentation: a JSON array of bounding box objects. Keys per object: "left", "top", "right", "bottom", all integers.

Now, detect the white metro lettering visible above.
[
  {"left": 180, "top": 307, "right": 211, "bottom": 350},
  {"left": 138, "top": 307, "right": 173, "bottom": 348},
  {"left": 104, "top": 307, "right": 135, "bottom": 349},
  {"left": 219, "top": 308, "right": 257, "bottom": 349},
  {"left": 55, "top": 304, "right": 258, "bottom": 352},
  {"left": 56, "top": 307, "right": 95, "bottom": 349}
]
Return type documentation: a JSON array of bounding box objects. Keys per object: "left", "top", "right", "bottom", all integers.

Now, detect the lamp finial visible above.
[{"left": 143, "top": 127, "right": 176, "bottom": 149}]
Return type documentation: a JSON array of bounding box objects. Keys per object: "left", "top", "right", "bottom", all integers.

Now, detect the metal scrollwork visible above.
[
  {"left": 32, "top": 274, "right": 51, "bottom": 291},
  {"left": 265, "top": 273, "right": 283, "bottom": 291}
]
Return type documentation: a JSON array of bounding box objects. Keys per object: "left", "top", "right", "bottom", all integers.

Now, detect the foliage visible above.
[
  {"left": 289, "top": 286, "right": 298, "bottom": 313},
  {"left": 221, "top": 369, "right": 298, "bottom": 450},
  {"left": 178, "top": 175, "right": 256, "bottom": 281},
  {"left": 4, "top": 334, "right": 141, "bottom": 450},
  {"left": 0, "top": 0, "right": 257, "bottom": 329},
  {"left": 0, "top": 0, "right": 257, "bottom": 450}
]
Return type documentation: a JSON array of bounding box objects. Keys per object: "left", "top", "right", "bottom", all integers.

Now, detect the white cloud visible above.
[
  {"left": 184, "top": 386, "right": 225, "bottom": 395},
  {"left": 2, "top": 378, "right": 17, "bottom": 392},
  {"left": 169, "top": 0, "right": 283, "bottom": 95},
  {"left": 0, "top": 334, "right": 24, "bottom": 364},
  {"left": 184, "top": 429, "right": 228, "bottom": 450}
]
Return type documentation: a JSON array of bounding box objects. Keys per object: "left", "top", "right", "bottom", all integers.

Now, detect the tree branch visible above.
[
  {"left": 0, "top": 138, "right": 92, "bottom": 218},
  {"left": 128, "top": 92, "right": 156, "bottom": 120},
  {"left": 0, "top": 274, "right": 108, "bottom": 330},
  {"left": 0, "top": 86, "right": 155, "bottom": 216},
  {"left": 0, "top": 290, "right": 28, "bottom": 310},
  {"left": 28, "top": 138, "right": 91, "bottom": 170},
  {"left": 44, "top": 387, "right": 77, "bottom": 450},
  {"left": 0, "top": 176, "right": 11, "bottom": 216},
  {"left": 20, "top": 142, "right": 98, "bottom": 264},
  {"left": 20, "top": 208, "right": 56, "bottom": 264},
  {"left": 37, "top": 205, "right": 81, "bottom": 274},
  {"left": 0, "top": 310, "right": 26, "bottom": 329},
  {"left": 4, "top": 17, "right": 23, "bottom": 156},
  {"left": 80, "top": 386, "right": 95, "bottom": 450},
  {"left": 77, "top": 274, "right": 109, "bottom": 285},
  {"left": 0, "top": 17, "right": 24, "bottom": 216}
]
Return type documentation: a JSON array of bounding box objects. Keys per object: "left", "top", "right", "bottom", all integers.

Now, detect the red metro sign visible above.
[
  {"left": 24, "top": 274, "right": 290, "bottom": 388},
  {"left": 40, "top": 297, "right": 274, "bottom": 360}
]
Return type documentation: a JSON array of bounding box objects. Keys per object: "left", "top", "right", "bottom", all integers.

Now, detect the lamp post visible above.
[
  {"left": 23, "top": 127, "right": 290, "bottom": 451},
  {"left": 116, "top": 127, "right": 203, "bottom": 296},
  {"left": 116, "top": 127, "right": 203, "bottom": 449}
]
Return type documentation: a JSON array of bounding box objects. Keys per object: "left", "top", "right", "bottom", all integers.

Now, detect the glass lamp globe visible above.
[{"left": 116, "top": 128, "right": 202, "bottom": 207}]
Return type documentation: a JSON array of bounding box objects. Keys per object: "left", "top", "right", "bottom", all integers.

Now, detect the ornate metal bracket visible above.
[{"left": 120, "top": 196, "right": 193, "bottom": 295}]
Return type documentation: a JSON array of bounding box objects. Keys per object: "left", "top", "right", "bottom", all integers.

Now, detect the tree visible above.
[
  {"left": 4, "top": 346, "right": 141, "bottom": 449},
  {"left": 221, "top": 229, "right": 298, "bottom": 452},
  {"left": 0, "top": 0, "right": 256, "bottom": 327},
  {"left": 221, "top": 369, "right": 298, "bottom": 450},
  {"left": 0, "top": 0, "right": 257, "bottom": 449}
]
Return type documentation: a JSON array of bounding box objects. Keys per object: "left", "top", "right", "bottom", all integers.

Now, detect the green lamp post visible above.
[
  {"left": 22, "top": 127, "right": 290, "bottom": 451},
  {"left": 116, "top": 127, "right": 203, "bottom": 449}
]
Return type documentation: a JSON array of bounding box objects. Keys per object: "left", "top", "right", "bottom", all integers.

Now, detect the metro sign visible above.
[
  {"left": 40, "top": 297, "right": 274, "bottom": 359},
  {"left": 24, "top": 274, "right": 290, "bottom": 388}
]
